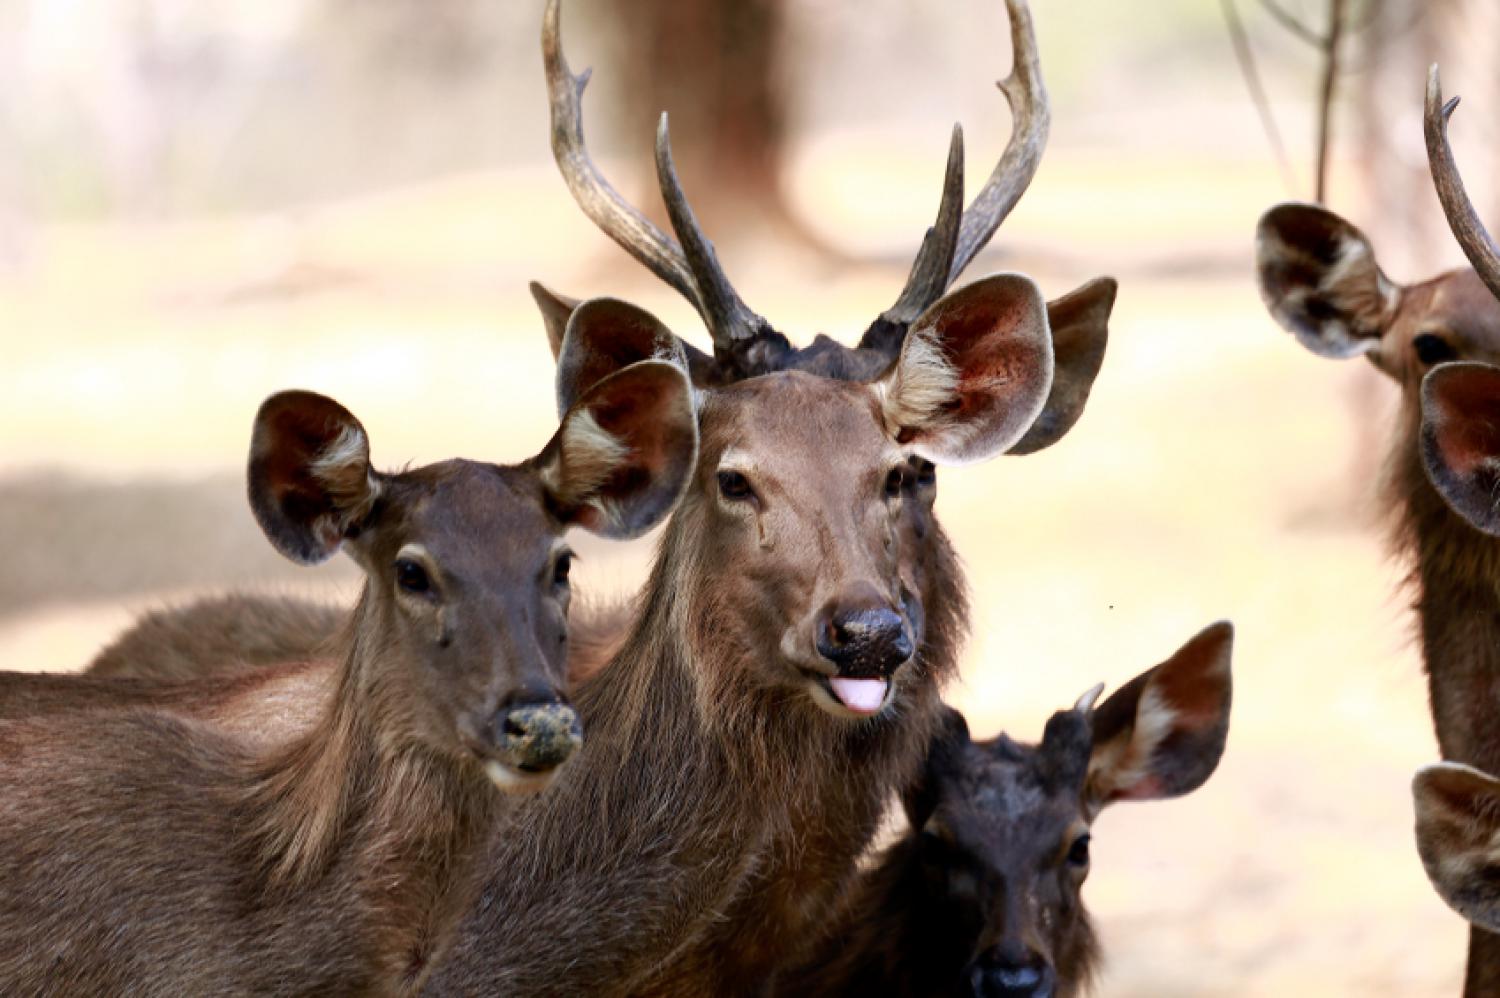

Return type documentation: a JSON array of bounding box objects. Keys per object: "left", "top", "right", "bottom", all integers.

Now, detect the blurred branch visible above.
[
  {"left": 1221, "top": 0, "right": 1299, "bottom": 195},
  {"left": 1313, "top": 0, "right": 1348, "bottom": 203},
  {"left": 1257, "top": 0, "right": 1323, "bottom": 47}
]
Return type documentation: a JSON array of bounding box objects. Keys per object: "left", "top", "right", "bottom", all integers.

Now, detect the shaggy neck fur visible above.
[
  {"left": 423, "top": 493, "right": 969, "bottom": 997},
  {"left": 239, "top": 587, "right": 500, "bottom": 990}
]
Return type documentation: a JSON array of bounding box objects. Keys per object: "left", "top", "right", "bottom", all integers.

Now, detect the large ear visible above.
[
  {"left": 877, "top": 273, "right": 1054, "bottom": 465},
  {"left": 538, "top": 359, "right": 697, "bottom": 539},
  {"left": 247, "top": 390, "right": 380, "bottom": 565},
  {"left": 1008, "top": 276, "right": 1116, "bottom": 455},
  {"left": 554, "top": 297, "right": 701, "bottom": 416},
  {"left": 1086, "top": 621, "right": 1233, "bottom": 812},
  {"left": 1255, "top": 202, "right": 1399, "bottom": 358},
  {"left": 531, "top": 281, "right": 581, "bottom": 361},
  {"left": 1413, "top": 762, "right": 1500, "bottom": 932},
  {"left": 1421, "top": 362, "right": 1500, "bottom": 534},
  {"left": 901, "top": 705, "right": 972, "bottom": 829}
]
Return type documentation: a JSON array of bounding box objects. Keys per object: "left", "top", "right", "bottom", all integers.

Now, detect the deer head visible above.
[
  {"left": 902, "top": 622, "right": 1233, "bottom": 998},
  {"left": 247, "top": 361, "right": 696, "bottom": 786},
  {"left": 1255, "top": 69, "right": 1500, "bottom": 397}
]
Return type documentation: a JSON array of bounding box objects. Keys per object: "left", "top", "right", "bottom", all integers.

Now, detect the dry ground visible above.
[{"left": 0, "top": 148, "right": 1465, "bottom": 994}]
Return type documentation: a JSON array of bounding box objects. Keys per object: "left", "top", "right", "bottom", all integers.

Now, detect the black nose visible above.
[
  {"left": 816, "top": 603, "right": 913, "bottom": 676},
  {"left": 971, "top": 954, "right": 1054, "bottom": 998},
  {"left": 492, "top": 697, "right": 583, "bottom": 771}
]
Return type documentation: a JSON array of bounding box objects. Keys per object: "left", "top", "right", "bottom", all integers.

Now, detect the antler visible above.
[
  {"left": 1426, "top": 65, "right": 1500, "bottom": 303},
  {"left": 864, "top": 0, "right": 1049, "bottom": 349},
  {"left": 542, "top": 0, "right": 786, "bottom": 379}
]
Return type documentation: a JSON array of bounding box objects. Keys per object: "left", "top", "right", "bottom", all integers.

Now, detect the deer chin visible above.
[
  {"left": 483, "top": 760, "right": 560, "bottom": 794},
  {"left": 804, "top": 673, "right": 894, "bottom": 720}
]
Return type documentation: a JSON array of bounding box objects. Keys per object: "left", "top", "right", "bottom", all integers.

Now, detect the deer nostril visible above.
[
  {"left": 815, "top": 605, "right": 912, "bottom": 676},
  {"left": 493, "top": 700, "right": 583, "bottom": 771}
]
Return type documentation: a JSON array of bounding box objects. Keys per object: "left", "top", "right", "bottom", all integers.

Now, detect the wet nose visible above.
[
  {"left": 491, "top": 695, "right": 583, "bottom": 772},
  {"left": 970, "top": 953, "right": 1054, "bottom": 998},
  {"left": 815, "top": 600, "right": 913, "bottom": 676}
]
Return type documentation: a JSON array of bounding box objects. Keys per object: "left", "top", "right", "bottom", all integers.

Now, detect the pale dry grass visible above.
[{"left": 0, "top": 147, "right": 1464, "bottom": 994}]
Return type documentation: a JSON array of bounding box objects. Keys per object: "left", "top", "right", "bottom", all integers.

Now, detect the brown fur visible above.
[
  {"left": 423, "top": 371, "right": 972, "bottom": 996},
  {"left": 1258, "top": 203, "right": 1500, "bottom": 995}
]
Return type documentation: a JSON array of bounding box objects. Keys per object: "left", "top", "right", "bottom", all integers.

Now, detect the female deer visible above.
[{"left": 0, "top": 361, "right": 696, "bottom": 995}]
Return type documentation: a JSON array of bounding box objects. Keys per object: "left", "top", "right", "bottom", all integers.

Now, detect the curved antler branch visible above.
[
  {"left": 1426, "top": 65, "right": 1500, "bottom": 303},
  {"left": 948, "top": 0, "right": 1050, "bottom": 286},
  {"left": 542, "top": 0, "right": 702, "bottom": 309},
  {"left": 873, "top": 125, "right": 965, "bottom": 340},
  {"left": 655, "top": 114, "right": 789, "bottom": 377}
]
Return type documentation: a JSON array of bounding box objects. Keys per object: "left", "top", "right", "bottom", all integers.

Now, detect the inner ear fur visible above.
[
  {"left": 1421, "top": 362, "right": 1500, "bottom": 535},
  {"left": 247, "top": 390, "right": 379, "bottom": 566},
  {"left": 1413, "top": 762, "right": 1500, "bottom": 932},
  {"left": 554, "top": 297, "right": 698, "bottom": 417},
  {"left": 1008, "top": 275, "right": 1117, "bottom": 455},
  {"left": 1255, "top": 202, "right": 1399, "bottom": 359},
  {"left": 880, "top": 272, "right": 1054, "bottom": 466},
  {"left": 540, "top": 359, "right": 698, "bottom": 539},
  {"left": 1086, "top": 621, "right": 1233, "bottom": 810}
]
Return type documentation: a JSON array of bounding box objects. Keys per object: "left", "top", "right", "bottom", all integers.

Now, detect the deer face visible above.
[
  {"left": 557, "top": 275, "right": 1055, "bottom": 721},
  {"left": 246, "top": 363, "right": 696, "bottom": 789},
  {"left": 903, "top": 624, "right": 1233, "bottom": 998},
  {"left": 1256, "top": 203, "right": 1500, "bottom": 391}
]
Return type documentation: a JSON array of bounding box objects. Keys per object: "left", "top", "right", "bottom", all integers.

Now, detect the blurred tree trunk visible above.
[{"left": 615, "top": 0, "right": 799, "bottom": 241}]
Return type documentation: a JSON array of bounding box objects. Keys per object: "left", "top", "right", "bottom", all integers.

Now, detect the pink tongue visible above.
[{"left": 828, "top": 677, "right": 889, "bottom": 714}]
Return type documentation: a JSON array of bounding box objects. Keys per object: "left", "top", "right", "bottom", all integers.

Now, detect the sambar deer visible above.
[
  {"left": 0, "top": 362, "right": 697, "bottom": 994},
  {"left": 1278, "top": 67, "right": 1500, "bottom": 995},
  {"left": 420, "top": 2, "right": 1104, "bottom": 992},
  {"left": 780, "top": 621, "right": 1233, "bottom": 998}
]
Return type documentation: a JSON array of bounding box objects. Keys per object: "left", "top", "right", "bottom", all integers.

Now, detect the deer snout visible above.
[
  {"left": 485, "top": 693, "right": 583, "bottom": 789},
  {"left": 815, "top": 599, "right": 913, "bottom": 678},
  {"left": 970, "top": 948, "right": 1055, "bottom": 998}
]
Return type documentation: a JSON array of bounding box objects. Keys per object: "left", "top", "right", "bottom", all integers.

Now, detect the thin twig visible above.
[
  {"left": 1221, "top": 0, "right": 1299, "bottom": 194},
  {"left": 1257, "top": 0, "right": 1323, "bottom": 47},
  {"left": 1313, "top": 0, "right": 1347, "bottom": 203}
]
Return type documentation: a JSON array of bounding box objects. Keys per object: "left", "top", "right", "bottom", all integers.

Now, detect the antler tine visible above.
[
  {"left": 654, "top": 113, "right": 790, "bottom": 377},
  {"left": 542, "top": 0, "right": 702, "bottom": 310},
  {"left": 868, "top": 124, "right": 966, "bottom": 341},
  {"left": 947, "top": 0, "right": 1050, "bottom": 287},
  {"left": 1426, "top": 65, "right": 1500, "bottom": 303}
]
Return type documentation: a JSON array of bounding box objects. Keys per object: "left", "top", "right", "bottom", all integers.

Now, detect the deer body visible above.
[{"left": 0, "top": 367, "right": 697, "bottom": 995}]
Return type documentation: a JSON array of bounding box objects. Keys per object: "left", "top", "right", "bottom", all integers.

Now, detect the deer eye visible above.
[
  {"left": 1067, "top": 833, "right": 1091, "bottom": 868},
  {"left": 883, "top": 467, "right": 906, "bottom": 499},
  {"left": 717, "top": 470, "right": 754, "bottom": 502},
  {"left": 1413, "top": 332, "right": 1456, "bottom": 366},
  {"left": 553, "top": 552, "right": 573, "bottom": 588},
  {"left": 394, "top": 558, "right": 431, "bottom": 595}
]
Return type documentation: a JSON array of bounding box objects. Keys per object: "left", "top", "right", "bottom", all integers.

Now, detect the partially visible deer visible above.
[
  {"left": 1278, "top": 67, "right": 1500, "bottom": 996},
  {"left": 422, "top": 3, "right": 1104, "bottom": 991},
  {"left": 779, "top": 622, "right": 1233, "bottom": 998},
  {"left": 0, "top": 362, "right": 698, "bottom": 994},
  {"left": 1414, "top": 759, "right": 1500, "bottom": 936}
]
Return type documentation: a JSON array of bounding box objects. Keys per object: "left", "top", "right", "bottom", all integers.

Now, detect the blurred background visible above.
[{"left": 1, "top": 0, "right": 1494, "bottom": 992}]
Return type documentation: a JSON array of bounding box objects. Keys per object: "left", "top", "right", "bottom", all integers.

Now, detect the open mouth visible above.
[
  {"left": 482, "top": 758, "right": 560, "bottom": 793},
  {"left": 805, "top": 672, "right": 893, "bottom": 717}
]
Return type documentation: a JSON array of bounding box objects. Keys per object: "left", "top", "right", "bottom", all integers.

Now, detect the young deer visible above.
[
  {"left": 0, "top": 362, "right": 697, "bottom": 995},
  {"left": 781, "top": 622, "right": 1233, "bottom": 998},
  {"left": 1275, "top": 68, "right": 1500, "bottom": 995}
]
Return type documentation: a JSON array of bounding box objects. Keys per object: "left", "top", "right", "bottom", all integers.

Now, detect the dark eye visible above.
[
  {"left": 394, "top": 558, "right": 431, "bottom": 595},
  {"left": 1067, "top": 833, "right": 1091, "bottom": 868},
  {"left": 553, "top": 552, "right": 573, "bottom": 588},
  {"left": 717, "top": 470, "right": 754, "bottom": 502},
  {"left": 884, "top": 467, "right": 906, "bottom": 499},
  {"left": 1413, "top": 332, "right": 1456, "bottom": 366}
]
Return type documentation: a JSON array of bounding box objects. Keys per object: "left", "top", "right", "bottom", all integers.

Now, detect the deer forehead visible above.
[
  {"left": 388, "top": 461, "right": 560, "bottom": 560},
  {"left": 700, "top": 372, "right": 903, "bottom": 478}
]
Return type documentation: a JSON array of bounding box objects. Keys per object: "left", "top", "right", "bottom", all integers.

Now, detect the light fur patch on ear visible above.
[
  {"left": 1086, "top": 684, "right": 1175, "bottom": 807},
  {"left": 879, "top": 327, "right": 960, "bottom": 439},
  {"left": 308, "top": 425, "right": 380, "bottom": 523},
  {"left": 543, "top": 408, "right": 631, "bottom": 530}
]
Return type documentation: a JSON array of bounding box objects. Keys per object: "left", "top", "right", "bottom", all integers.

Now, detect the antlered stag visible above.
[{"left": 0, "top": 363, "right": 697, "bottom": 995}]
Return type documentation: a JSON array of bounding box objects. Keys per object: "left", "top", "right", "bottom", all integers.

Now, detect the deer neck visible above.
[
  {"left": 239, "top": 588, "right": 498, "bottom": 986},
  {"left": 1388, "top": 408, "right": 1500, "bottom": 769}
]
